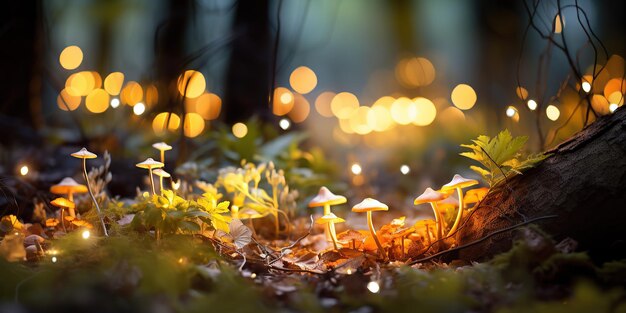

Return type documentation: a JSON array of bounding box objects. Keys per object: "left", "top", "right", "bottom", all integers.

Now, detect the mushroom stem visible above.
[
  {"left": 148, "top": 168, "right": 157, "bottom": 195},
  {"left": 158, "top": 175, "right": 164, "bottom": 196},
  {"left": 322, "top": 204, "right": 332, "bottom": 241},
  {"left": 366, "top": 211, "right": 387, "bottom": 260},
  {"left": 447, "top": 187, "right": 464, "bottom": 237},
  {"left": 429, "top": 202, "right": 443, "bottom": 242},
  {"left": 82, "top": 158, "right": 108, "bottom": 237},
  {"left": 160, "top": 150, "right": 165, "bottom": 164},
  {"left": 328, "top": 222, "right": 339, "bottom": 250},
  {"left": 67, "top": 192, "right": 76, "bottom": 218},
  {"left": 60, "top": 208, "right": 67, "bottom": 233}
]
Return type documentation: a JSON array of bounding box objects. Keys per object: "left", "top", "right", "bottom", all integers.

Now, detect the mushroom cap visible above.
[
  {"left": 308, "top": 187, "right": 347, "bottom": 207},
  {"left": 152, "top": 142, "right": 173, "bottom": 151},
  {"left": 71, "top": 147, "right": 97, "bottom": 159},
  {"left": 464, "top": 187, "right": 489, "bottom": 204},
  {"left": 153, "top": 168, "right": 171, "bottom": 178},
  {"left": 136, "top": 158, "right": 164, "bottom": 169},
  {"left": 50, "top": 197, "right": 75, "bottom": 210},
  {"left": 441, "top": 174, "right": 479, "bottom": 191},
  {"left": 24, "top": 234, "right": 45, "bottom": 246},
  {"left": 50, "top": 177, "right": 88, "bottom": 195},
  {"left": 414, "top": 188, "right": 448, "bottom": 205},
  {"left": 315, "top": 212, "right": 345, "bottom": 224},
  {"left": 438, "top": 195, "right": 459, "bottom": 207},
  {"left": 352, "top": 198, "right": 389, "bottom": 213}
]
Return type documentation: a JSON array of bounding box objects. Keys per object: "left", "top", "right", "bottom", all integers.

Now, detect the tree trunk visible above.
[{"left": 457, "top": 106, "right": 626, "bottom": 262}]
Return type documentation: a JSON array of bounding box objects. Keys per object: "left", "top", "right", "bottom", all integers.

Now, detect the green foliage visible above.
[{"left": 460, "top": 129, "right": 548, "bottom": 186}]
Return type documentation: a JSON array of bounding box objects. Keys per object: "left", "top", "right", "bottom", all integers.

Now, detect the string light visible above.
[
  {"left": 527, "top": 99, "right": 537, "bottom": 111},
  {"left": 133, "top": 102, "right": 146, "bottom": 115},
  {"left": 279, "top": 118, "right": 291, "bottom": 130},
  {"left": 506, "top": 106, "right": 517, "bottom": 117},
  {"left": 110, "top": 98, "right": 120, "bottom": 108},
  {"left": 581, "top": 81, "right": 592, "bottom": 93},
  {"left": 19, "top": 165, "right": 29, "bottom": 176},
  {"left": 400, "top": 165, "right": 410, "bottom": 175},
  {"left": 351, "top": 163, "right": 362, "bottom": 175},
  {"left": 367, "top": 281, "right": 380, "bottom": 293}
]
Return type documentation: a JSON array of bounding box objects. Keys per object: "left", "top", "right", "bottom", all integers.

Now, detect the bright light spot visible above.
[
  {"left": 190, "top": 93, "right": 222, "bottom": 120},
  {"left": 516, "top": 87, "right": 529, "bottom": 100},
  {"left": 104, "top": 72, "right": 124, "bottom": 96},
  {"left": 133, "top": 102, "right": 146, "bottom": 115},
  {"left": 81, "top": 230, "right": 90, "bottom": 239},
  {"left": 152, "top": 112, "right": 181, "bottom": 134},
  {"left": 396, "top": 57, "right": 436, "bottom": 87},
  {"left": 367, "top": 104, "right": 393, "bottom": 132},
  {"left": 20, "top": 165, "right": 29, "bottom": 176},
  {"left": 451, "top": 84, "right": 477, "bottom": 110},
  {"left": 527, "top": 99, "right": 538, "bottom": 111},
  {"left": 331, "top": 92, "right": 359, "bottom": 119},
  {"left": 287, "top": 94, "right": 311, "bottom": 123},
  {"left": 172, "top": 179, "right": 181, "bottom": 191},
  {"left": 412, "top": 97, "right": 437, "bottom": 126},
  {"left": 178, "top": 257, "right": 185, "bottom": 264},
  {"left": 66, "top": 71, "right": 96, "bottom": 96},
  {"left": 51, "top": 256, "right": 58, "bottom": 263},
  {"left": 348, "top": 106, "right": 372, "bottom": 135},
  {"left": 57, "top": 89, "right": 81, "bottom": 111},
  {"left": 289, "top": 66, "right": 317, "bottom": 94},
  {"left": 506, "top": 106, "right": 517, "bottom": 117},
  {"left": 232, "top": 123, "right": 248, "bottom": 138},
  {"left": 546, "top": 105, "right": 560, "bottom": 121},
  {"left": 177, "top": 70, "right": 206, "bottom": 98},
  {"left": 273, "top": 87, "right": 294, "bottom": 116},
  {"left": 183, "top": 113, "right": 205, "bottom": 138},
  {"left": 609, "top": 103, "right": 618, "bottom": 113},
  {"left": 86, "top": 88, "right": 110, "bottom": 113},
  {"left": 554, "top": 14, "right": 564, "bottom": 33},
  {"left": 59, "top": 45, "right": 83, "bottom": 70},
  {"left": 142, "top": 191, "right": 150, "bottom": 198},
  {"left": 346, "top": 269, "right": 352, "bottom": 275},
  {"left": 390, "top": 97, "right": 417, "bottom": 125},
  {"left": 314, "top": 91, "right": 336, "bottom": 117},
  {"left": 110, "top": 98, "right": 120, "bottom": 108},
  {"left": 279, "top": 118, "right": 291, "bottom": 130},
  {"left": 582, "top": 81, "right": 592, "bottom": 93},
  {"left": 120, "top": 81, "right": 143, "bottom": 106},
  {"left": 367, "top": 281, "right": 380, "bottom": 293},
  {"left": 145, "top": 85, "right": 159, "bottom": 107},
  {"left": 250, "top": 273, "right": 257, "bottom": 279},
  {"left": 400, "top": 165, "right": 410, "bottom": 175},
  {"left": 351, "top": 163, "right": 362, "bottom": 175}
]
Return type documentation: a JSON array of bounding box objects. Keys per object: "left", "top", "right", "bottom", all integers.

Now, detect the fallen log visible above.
[{"left": 457, "top": 106, "right": 626, "bottom": 262}]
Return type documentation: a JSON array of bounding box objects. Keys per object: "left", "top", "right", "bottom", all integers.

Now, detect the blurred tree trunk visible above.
[
  {"left": 223, "top": 0, "right": 272, "bottom": 123},
  {"left": 457, "top": 107, "right": 626, "bottom": 262},
  {"left": 0, "top": 0, "right": 44, "bottom": 146}
]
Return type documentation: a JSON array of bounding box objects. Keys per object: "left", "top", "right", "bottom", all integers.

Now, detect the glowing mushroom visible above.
[
  {"left": 316, "top": 213, "right": 345, "bottom": 250},
  {"left": 50, "top": 197, "right": 74, "bottom": 233},
  {"left": 71, "top": 148, "right": 108, "bottom": 237},
  {"left": 136, "top": 158, "right": 164, "bottom": 196},
  {"left": 414, "top": 188, "right": 448, "bottom": 243},
  {"left": 308, "top": 187, "right": 347, "bottom": 243},
  {"left": 152, "top": 142, "right": 172, "bottom": 164},
  {"left": 152, "top": 168, "right": 171, "bottom": 195},
  {"left": 50, "top": 177, "right": 87, "bottom": 217},
  {"left": 463, "top": 187, "right": 489, "bottom": 209},
  {"left": 441, "top": 174, "right": 478, "bottom": 237},
  {"left": 352, "top": 198, "right": 389, "bottom": 260}
]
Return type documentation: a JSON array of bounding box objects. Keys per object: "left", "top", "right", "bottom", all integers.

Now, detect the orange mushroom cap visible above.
[
  {"left": 50, "top": 177, "right": 88, "bottom": 195},
  {"left": 50, "top": 197, "right": 75, "bottom": 210}
]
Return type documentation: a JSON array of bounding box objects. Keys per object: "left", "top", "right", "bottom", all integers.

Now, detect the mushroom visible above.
[
  {"left": 50, "top": 197, "right": 74, "bottom": 233},
  {"left": 308, "top": 187, "right": 346, "bottom": 243},
  {"left": 440, "top": 174, "right": 478, "bottom": 237},
  {"left": 463, "top": 187, "right": 489, "bottom": 209},
  {"left": 352, "top": 198, "right": 389, "bottom": 260},
  {"left": 71, "top": 148, "right": 108, "bottom": 237},
  {"left": 315, "top": 213, "right": 345, "bottom": 250},
  {"left": 136, "top": 158, "right": 164, "bottom": 196},
  {"left": 152, "top": 168, "right": 171, "bottom": 196},
  {"left": 152, "top": 142, "right": 172, "bottom": 164},
  {"left": 414, "top": 188, "right": 448, "bottom": 243},
  {"left": 50, "top": 177, "right": 87, "bottom": 217}
]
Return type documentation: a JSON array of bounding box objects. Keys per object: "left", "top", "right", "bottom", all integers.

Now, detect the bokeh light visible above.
[
  {"left": 183, "top": 113, "right": 205, "bottom": 137},
  {"left": 331, "top": 92, "right": 359, "bottom": 119},
  {"left": 314, "top": 91, "right": 336, "bottom": 117},
  {"left": 412, "top": 97, "right": 437, "bottom": 126},
  {"left": 152, "top": 112, "right": 181, "bottom": 134},
  {"left": 59, "top": 45, "right": 83, "bottom": 70},
  {"left": 66, "top": 71, "right": 96, "bottom": 96},
  {"left": 273, "top": 87, "right": 294, "bottom": 116},
  {"left": 133, "top": 102, "right": 145, "bottom": 115},
  {"left": 289, "top": 66, "right": 317, "bottom": 94},
  {"left": 177, "top": 70, "right": 206, "bottom": 98},
  {"left": 451, "top": 84, "right": 477, "bottom": 110},
  {"left": 104, "top": 72, "right": 124, "bottom": 96},
  {"left": 527, "top": 99, "right": 538, "bottom": 111},
  {"left": 546, "top": 105, "right": 560, "bottom": 121},
  {"left": 232, "top": 123, "right": 248, "bottom": 138},
  {"left": 85, "top": 88, "right": 110, "bottom": 113},
  {"left": 279, "top": 118, "right": 291, "bottom": 130},
  {"left": 390, "top": 97, "right": 417, "bottom": 125},
  {"left": 288, "top": 94, "right": 310, "bottom": 123},
  {"left": 516, "top": 86, "right": 529, "bottom": 100},
  {"left": 57, "top": 89, "right": 81, "bottom": 111}
]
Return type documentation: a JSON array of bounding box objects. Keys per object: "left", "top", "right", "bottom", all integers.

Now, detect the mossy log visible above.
[{"left": 457, "top": 106, "right": 626, "bottom": 262}]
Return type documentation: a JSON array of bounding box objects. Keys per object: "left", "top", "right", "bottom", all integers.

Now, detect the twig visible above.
[{"left": 408, "top": 215, "right": 558, "bottom": 265}]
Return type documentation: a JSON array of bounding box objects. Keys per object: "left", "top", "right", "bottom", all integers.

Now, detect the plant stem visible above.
[
  {"left": 329, "top": 222, "right": 339, "bottom": 250},
  {"left": 429, "top": 202, "right": 442, "bottom": 242},
  {"left": 367, "top": 211, "right": 387, "bottom": 260},
  {"left": 60, "top": 208, "right": 66, "bottom": 233},
  {"left": 148, "top": 168, "right": 156, "bottom": 195},
  {"left": 447, "top": 187, "right": 464, "bottom": 237},
  {"left": 82, "top": 158, "right": 108, "bottom": 237},
  {"left": 323, "top": 204, "right": 331, "bottom": 241},
  {"left": 159, "top": 176, "right": 164, "bottom": 196}
]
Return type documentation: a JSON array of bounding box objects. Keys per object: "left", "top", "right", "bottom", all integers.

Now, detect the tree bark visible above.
[{"left": 457, "top": 106, "right": 626, "bottom": 262}]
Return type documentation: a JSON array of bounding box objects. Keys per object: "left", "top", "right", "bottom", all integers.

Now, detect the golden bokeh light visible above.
[
  {"left": 506, "top": 105, "right": 517, "bottom": 117},
  {"left": 66, "top": 71, "right": 96, "bottom": 96},
  {"left": 338, "top": 116, "right": 354, "bottom": 134},
  {"left": 57, "top": 89, "right": 81, "bottom": 111},
  {"left": 591, "top": 95, "right": 610, "bottom": 115},
  {"left": 152, "top": 112, "right": 181, "bottom": 134},
  {"left": 121, "top": 81, "right": 143, "bottom": 106},
  {"left": 314, "top": 91, "right": 336, "bottom": 117},
  {"left": 145, "top": 84, "right": 159, "bottom": 107},
  {"left": 396, "top": 57, "right": 436, "bottom": 87},
  {"left": 440, "top": 106, "right": 466, "bottom": 123},
  {"left": 289, "top": 66, "right": 317, "bottom": 94},
  {"left": 390, "top": 97, "right": 417, "bottom": 125},
  {"left": 331, "top": 92, "right": 359, "bottom": 119},
  {"left": 554, "top": 14, "right": 563, "bottom": 33},
  {"left": 288, "top": 94, "right": 310, "bottom": 123},
  {"left": 413, "top": 97, "right": 437, "bottom": 126},
  {"left": 177, "top": 70, "right": 206, "bottom": 98},
  {"left": 104, "top": 72, "right": 124, "bottom": 96},
  {"left": 133, "top": 102, "right": 146, "bottom": 115},
  {"left": 607, "top": 92, "right": 624, "bottom": 105},
  {"left": 183, "top": 113, "right": 205, "bottom": 138},
  {"left": 604, "top": 78, "right": 625, "bottom": 99},
  {"left": 546, "top": 104, "right": 560, "bottom": 121},
  {"left": 59, "top": 45, "right": 83, "bottom": 70},
  {"left": 367, "top": 105, "right": 393, "bottom": 132},
  {"left": 273, "top": 87, "right": 294, "bottom": 116},
  {"left": 191, "top": 93, "right": 222, "bottom": 120},
  {"left": 451, "top": 84, "right": 477, "bottom": 110},
  {"left": 232, "top": 123, "right": 248, "bottom": 138},
  {"left": 348, "top": 106, "right": 372, "bottom": 135},
  {"left": 85, "top": 88, "right": 110, "bottom": 113},
  {"left": 516, "top": 86, "right": 528, "bottom": 100}
]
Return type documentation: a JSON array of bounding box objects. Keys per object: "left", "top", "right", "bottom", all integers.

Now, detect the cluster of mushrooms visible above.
[{"left": 308, "top": 174, "right": 488, "bottom": 259}]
